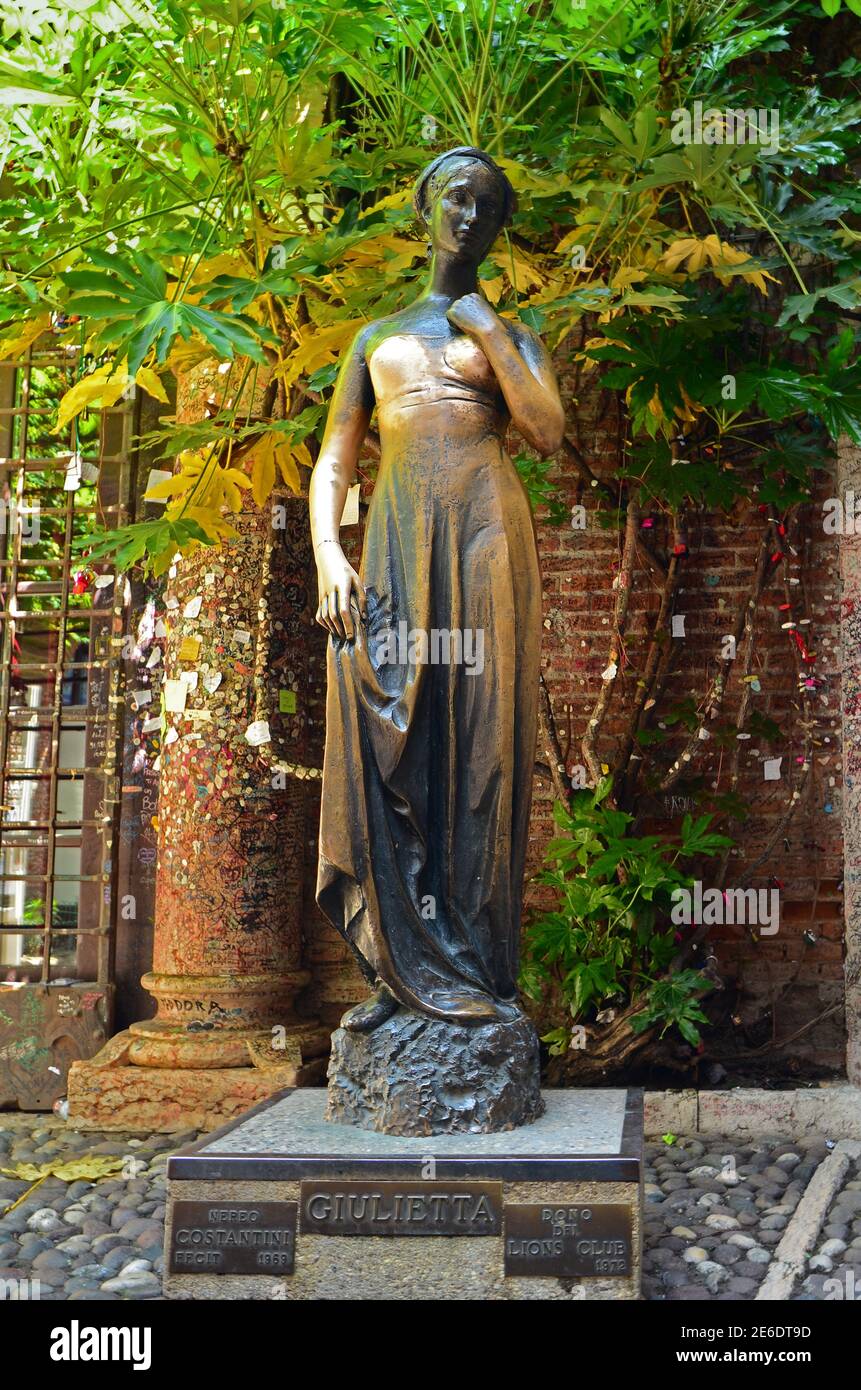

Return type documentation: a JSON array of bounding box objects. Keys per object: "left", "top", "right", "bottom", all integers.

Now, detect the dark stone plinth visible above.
[{"left": 325, "top": 1009, "right": 545, "bottom": 1135}]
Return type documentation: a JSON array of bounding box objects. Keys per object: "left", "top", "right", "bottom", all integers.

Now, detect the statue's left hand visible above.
[{"left": 446, "top": 292, "right": 500, "bottom": 340}]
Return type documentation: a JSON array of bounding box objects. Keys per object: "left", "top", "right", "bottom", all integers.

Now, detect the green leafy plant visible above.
[{"left": 520, "top": 778, "right": 732, "bottom": 1052}]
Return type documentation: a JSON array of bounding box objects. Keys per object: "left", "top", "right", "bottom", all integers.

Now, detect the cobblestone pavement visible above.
[
  {"left": 644, "top": 1134, "right": 861, "bottom": 1301},
  {"left": 2, "top": 1116, "right": 860, "bottom": 1300},
  {"left": 793, "top": 1144, "right": 861, "bottom": 1301},
  {"left": 0, "top": 1117, "right": 196, "bottom": 1300}
]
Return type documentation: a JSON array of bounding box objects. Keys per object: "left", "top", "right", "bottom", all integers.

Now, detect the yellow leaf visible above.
[
  {"left": 495, "top": 158, "right": 567, "bottom": 199},
  {"left": 152, "top": 548, "right": 176, "bottom": 576},
  {"left": 220, "top": 467, "right": 252, "bottom": 490},
  {"left": 186, "top": 506, "right": 237, "bottom": 542},
  {"left": 0, "top": 314, "right": 51, "bottom": 361},
  {"left": 249, "top": 433, "right": 277, "bottom": 507},
  {"left": 176, "top": 448, "right": 209, "bottom": 477},
  {"left": 711, "top": 240, "right": 779, "bottom": 296},
  {"left": 722, "top": 244, "right": 750, "bottom": 267},
  {"left": 503, "top": 253, "right": 545, "bottom": 292},
  {"left": 647, "top": 388, "right": 664, "bottom": 421},
  {"left": 56, "top": 361, "right": 130, "bottom": 432},
  {"left": 1, "top": 1155, "right": 126, "bottom": 1183},
  {"left": 686, "top": 240, "right": 710, "bottom": 273},
  {"left": 343, "top": 234, "right": 423, "bottom": 275},
  {"left": 479, "top": 275, "right": 505, "bottom": 304},
  {"left": 144, "top": 474, "right": 195, "bottom": 501},
  {"left": 361, "top": 188, "right": 412, "bottom": 216},
  {"left": 659, "top": 236, "right": 778, "bottom": 295},
  {"left": 220, "top": 475, "right": 245, "bottom": 512},
  {"left": 276, "top": 446, "right": 301, "bottom": 494},
  {"left": 135, "top": 366, "right": 170, "bottom": 404},
  {"left": 165, "top": 336, "right": 218, "bottom": 376},
  {"left": 191, "top": 251, "right": 255, "bottom": 285},
  {"left": 294, "top": 441, "right": 313, "bottom": 471},
  {"left": 279, "top": 319, "right": 365, "bottom": 386},
  {"left": 610, "top": 266, "right": 648, "bottom": 290},
  {"left": 554, "top": 228, "right": 583, "bottom": 255}
]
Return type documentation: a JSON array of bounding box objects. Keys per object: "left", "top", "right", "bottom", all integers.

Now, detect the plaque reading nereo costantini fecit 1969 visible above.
[
  {"left": 504, "top": 1204, "right": 633, "bottom": 1278},
  {"left": 299, "top": 1181, "right": 503, "bottom": 1236},
  {"left": 168, "top": 1201, "right": 297, "bottom": 1275}
]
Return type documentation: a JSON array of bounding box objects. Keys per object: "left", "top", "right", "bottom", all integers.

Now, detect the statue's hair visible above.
[{"left": 413, "top": 146, "right": 517, "bottom": 228}]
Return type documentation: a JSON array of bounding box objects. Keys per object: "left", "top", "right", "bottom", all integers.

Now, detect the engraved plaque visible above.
[
  {"left": 300, "top": 1180, "right": 502, "bottom": 1236},
  {"left": 169, "top": 1201, "right": 297, "bottom": 1275},
  {"left": 504, "top": 1203, "right": 633, "bottom": 1278}
]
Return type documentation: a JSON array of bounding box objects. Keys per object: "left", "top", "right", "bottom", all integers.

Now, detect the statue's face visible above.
[{"left": 428, "top": 160, "right": 505, "bottom": 263}]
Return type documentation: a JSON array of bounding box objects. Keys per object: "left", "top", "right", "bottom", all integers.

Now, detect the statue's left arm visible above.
[{"left": 447, "top": 292, "right": 565, "bottom": 457}]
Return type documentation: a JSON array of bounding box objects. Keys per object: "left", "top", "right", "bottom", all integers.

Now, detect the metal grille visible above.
[{"left": 0, "top": 334, "right": 132, "bottom": 1000}]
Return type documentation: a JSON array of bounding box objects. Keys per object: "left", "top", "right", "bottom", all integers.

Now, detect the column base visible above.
[
  {"left": 66, "top": 1028, "right": 329, "bottom": 1133},
  {"left": 126, "top": 1018, "right": 330, "bottom": 1070}
]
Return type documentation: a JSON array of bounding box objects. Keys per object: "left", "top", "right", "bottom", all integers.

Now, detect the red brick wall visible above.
[{"left": 529, "top": 367, "right": 844, "bottom": 1075}]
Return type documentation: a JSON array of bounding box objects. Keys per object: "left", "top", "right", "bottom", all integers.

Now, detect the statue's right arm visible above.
[{"left": 309, "top": 325, "right": 376, "bottom": 640}]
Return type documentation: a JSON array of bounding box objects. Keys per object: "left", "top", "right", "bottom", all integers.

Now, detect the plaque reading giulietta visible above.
[
  {"left": 169, "top": 1200, "right": 297, "bottom": 1274},
  {"left": 299, "top": 1180, "right": 502, "bottom": 1236},
  {"left": 504, "top": 1203, "right": 633, "bottom": 1278}
]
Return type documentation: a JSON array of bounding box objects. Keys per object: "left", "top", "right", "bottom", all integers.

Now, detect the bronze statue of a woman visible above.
[{"left": 309, "top": 148, "right": 564, "bottom": 1129}]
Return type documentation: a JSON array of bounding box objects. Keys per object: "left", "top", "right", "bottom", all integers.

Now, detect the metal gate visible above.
[{"left": 0, "top": 332, "right": 132, "bottom": 1109}]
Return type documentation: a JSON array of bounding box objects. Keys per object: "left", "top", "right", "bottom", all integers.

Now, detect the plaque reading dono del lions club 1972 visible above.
[
  {"left": 504, "top": 1203, "right": 633, "bottom": 1278},
  {"left": 169, "top": 1201, "right": 297, "bottom": 1275}
]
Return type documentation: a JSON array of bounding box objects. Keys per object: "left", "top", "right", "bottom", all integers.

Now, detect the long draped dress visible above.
[{"left": 315, "top": 327, "right": 541, "bottom": 1022}]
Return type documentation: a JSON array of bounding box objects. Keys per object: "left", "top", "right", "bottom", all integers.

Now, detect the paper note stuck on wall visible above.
[
  {"left": 163, "top": 680, "right": 188, "bottom": 713},
  {"left": 178, "top": 635, "right": 201, "bottom": 661}
]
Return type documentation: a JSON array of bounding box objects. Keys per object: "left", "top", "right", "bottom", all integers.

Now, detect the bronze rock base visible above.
[{"left": 325, "top": 1007, "right": 544, "bottom": 1136}]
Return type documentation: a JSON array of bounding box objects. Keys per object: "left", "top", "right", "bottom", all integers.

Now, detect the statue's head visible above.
[{"left": 414, "top": 147, "right": 516, "bottom": 263}]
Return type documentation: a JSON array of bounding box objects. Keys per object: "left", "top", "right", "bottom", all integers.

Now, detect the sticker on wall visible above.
[
  {"left": 145, "top": 468, "right": 173, "bottom": 501},
  {"left": 178, "top": 635, "right": 201, "bottom": 662},
  {"left": 279, "top": 689, "right": 297, "bottom": 714},
  {"left": 672, "top": 614, "right": 686, "bottom": 638},
  {"left": 763, "top": 757, "right": 782, "bottom": 781},
  {"left": 163, "top": 679, "right": 188, "bottom": 713},
  {"left": 245, "top": 719, "right": 271, "bottom": 746},
  {"left": 183, "top": 595, "right": 203, "bottom": 619}
]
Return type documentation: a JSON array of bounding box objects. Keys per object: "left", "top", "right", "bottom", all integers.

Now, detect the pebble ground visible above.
[
  {"left": 643, "top": 1134, "right": 861, "bottom": 1301},
  {"left": 2, "top": 1117, "right": 859, "bottom": 1300},
  {"left": 0, "top": 1117, "right": 193, "bottom": 1300}
]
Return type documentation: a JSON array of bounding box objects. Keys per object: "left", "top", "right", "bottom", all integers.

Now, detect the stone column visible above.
[
  {"left": 68, "top": 357, "right": 329, "bottom": 1129},
  {"left": 125, "top": 499, "right": 327, "bottom": 1074},
  {"left": 839, "top": 436, "right": 861, "bottom": 1085},
  {"left": 68, "top": 496, "right": 329, "bottom": 1130}
]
